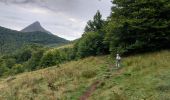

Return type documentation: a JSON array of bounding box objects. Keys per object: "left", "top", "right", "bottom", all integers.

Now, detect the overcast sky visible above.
[{"left": 0, "top": 0, "right": 112, "bottom": 40}]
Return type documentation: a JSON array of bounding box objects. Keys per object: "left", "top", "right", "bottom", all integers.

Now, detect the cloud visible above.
[
  {"left": 0, "top": 0, "right": 34, "bottom": 4},
  {"left": 0, "top": 0, "right": 112, "bottom": 40}
]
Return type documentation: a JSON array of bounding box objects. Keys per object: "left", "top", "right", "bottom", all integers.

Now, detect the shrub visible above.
[
  {"left": 75, "top": 32, "right": 104, "bottom": 58},
  {"left": 40, "top": 49, "right": 63, "bottom": 67},
  {"left": 16, "top": 49, "right": 32, "bottom": 63},
  {"left": 24, "top": 49, "right": 45, "bottom": 71},
  {"left": 81, "top": 70, "right": 97, "bottom": 78},
  {"left": 12, "top": 64, "right": 24, "bottom": 74}
]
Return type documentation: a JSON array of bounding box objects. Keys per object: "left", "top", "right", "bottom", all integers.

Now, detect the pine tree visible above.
[
  {"left": 106, "top": 0, "right": 170, "bottom": 54},
  {"left": 84, "top": 10, "right": 104, "bottom": 33}
]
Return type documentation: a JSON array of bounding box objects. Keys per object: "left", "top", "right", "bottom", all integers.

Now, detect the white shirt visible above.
[{"left": 116, "top": 55, "right": 121, "bottom": 60}]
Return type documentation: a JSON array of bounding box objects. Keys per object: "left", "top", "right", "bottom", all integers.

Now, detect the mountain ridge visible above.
[
  {"left": 0, "top": 25, "right": 69, "bottom": 55},
  {"left": 21, "top": 21, "right": 52, "bottom": 34}
]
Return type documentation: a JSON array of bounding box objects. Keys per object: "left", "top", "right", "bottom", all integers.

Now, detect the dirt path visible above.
[
  {"left": 79, "top": 80, "right": 100, "bottom": 100},
  {"left": 79, "top": 67, "right": 124, "bottom": 100}
]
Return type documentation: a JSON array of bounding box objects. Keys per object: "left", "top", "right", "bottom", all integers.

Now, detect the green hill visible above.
[
  {"left": 0, "top": 26, "right": 69, "bottom": 55},
  {"left": 0, "top": 50, "right": 169, "bottom": 100}
]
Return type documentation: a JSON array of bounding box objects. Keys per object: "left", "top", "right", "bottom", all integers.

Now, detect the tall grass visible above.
[
  {"left": 0, "top": 50, "right": 169, "bottom": 100},
  {"left": 0, "top": 56, "right": 110, "bottom": 100},
  {"left": 90, "top": 50, "right": 170, "bottom": 100}
]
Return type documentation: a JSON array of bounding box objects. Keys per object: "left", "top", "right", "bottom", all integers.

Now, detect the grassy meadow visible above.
[{"left": 0, "top": 50, "right": 169, "bottom": 100}]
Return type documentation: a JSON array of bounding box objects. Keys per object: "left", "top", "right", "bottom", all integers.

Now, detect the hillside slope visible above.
[
  {"left": 0, "top": 50, "right": 169, "bottom": 100},
  {"left": 0, "top": 26, "right": 68, "bottom": 54}
]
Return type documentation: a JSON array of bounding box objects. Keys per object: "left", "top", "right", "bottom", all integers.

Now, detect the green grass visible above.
[
  {"left": 0, "top": 50, "right": 169, "bottom": 100},
  {"left": 90, "top": 50, "right": 170, "bottom": 100}
]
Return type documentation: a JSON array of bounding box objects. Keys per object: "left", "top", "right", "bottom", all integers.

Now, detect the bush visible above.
[
  {"left": 12, "top": 64, "right": 24, "bottom": 74},
  {"left": 40, "top": 49, "right": 63, "bottom": 67},
  {"left": 58, "top": 48, "right": 76, "bottom": 61},
  {"left": 75, "top": 32, "right": 105, "bottom": 58},
  {"left": 0, "top": 64, "right": 9, "bottom": 76},
  {"left": 24, "top": 49, "right": 45, "bottom": 71},
  {"left": 81, "top": 70, "right": 97, "bottom": 78},
  {"left": 3, "top": 58, "right": 16, "bottom": 69},
  {"left": 16, "top": 49, "right": 32, "bottom": 63}
]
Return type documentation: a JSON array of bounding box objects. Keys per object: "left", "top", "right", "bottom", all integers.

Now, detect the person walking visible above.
[{"left": 116, "top": 54, "right": 121, "bottom": 68}]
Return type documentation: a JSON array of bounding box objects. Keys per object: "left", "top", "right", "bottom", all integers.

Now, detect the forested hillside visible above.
[{"left": 0, "top": 26, "right": 68, "bottom": 55}]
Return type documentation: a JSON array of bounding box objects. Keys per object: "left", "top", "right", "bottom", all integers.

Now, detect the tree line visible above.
[
  {"left": 0, "top": 44, "right": 74, "bottom": 76},
  {"left": 74, "top": 0, "right": 170, "bottom": 57}
]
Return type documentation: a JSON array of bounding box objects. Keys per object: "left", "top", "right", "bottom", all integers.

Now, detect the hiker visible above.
[{"left": 116, "top": 54, "right": 121, "bottom": 68}]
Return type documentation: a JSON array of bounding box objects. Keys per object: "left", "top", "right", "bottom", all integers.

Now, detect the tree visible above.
[
  {"left": 106, "top": 0, "right": 170, "bottom": 54},
  {"left": 24, "top": 49, "right": 45, "bottom": 71},
  {"left": 84, "top": 10, "right": 105, "bottom": 33},
  {"left": 4, "top": 58, "right": 16, "bottom": 69},
  {"left": 40, "top": 50, "right": 63, "bottom": 67},
  {"left": 0, "top": 59, "right": 9, "bottom": 76},
  {"left": 76, "top": 32, "right": 103, "bottom": 58},
  {"left": 73, "top": 11, "right": 109, "bottom": 58},
  {"left": 16, "top": 49, "right": 32, "bottom": 63}
]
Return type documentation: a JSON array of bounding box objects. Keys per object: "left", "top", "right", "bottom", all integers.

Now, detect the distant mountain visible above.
[
  {"left": 0, "top": 25, "right": 69, "bottom": 55},
  {"left": 21, "top": 21, "right": 52, "bottom": 34}
]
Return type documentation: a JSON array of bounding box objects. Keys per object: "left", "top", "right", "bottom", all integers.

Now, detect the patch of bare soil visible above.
[{"left": 79, "top": 80, "right": 100, "bottom": 100}]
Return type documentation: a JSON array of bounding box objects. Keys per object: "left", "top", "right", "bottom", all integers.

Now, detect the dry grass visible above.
[
  {"left": 0, "top": 56, "right": 111, "bottom": 100},
  {"left": 0, "top": 50, "right": 170, "bottom": 100},
  {"left": 57, "top": 44, "right": 74, "bottom": 49}
]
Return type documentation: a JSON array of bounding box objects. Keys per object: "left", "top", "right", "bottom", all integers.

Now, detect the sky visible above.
[{"left": 0, "top": 0, "right": 112, "bottom": 40}]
